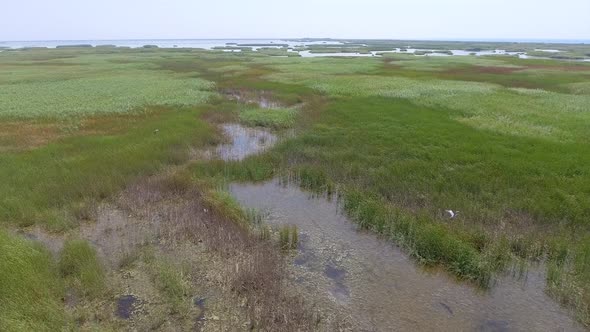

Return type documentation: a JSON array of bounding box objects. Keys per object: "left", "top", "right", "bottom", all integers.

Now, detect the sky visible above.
[{"left": 1, "top": 0, "right": 589, "bottom": 41}]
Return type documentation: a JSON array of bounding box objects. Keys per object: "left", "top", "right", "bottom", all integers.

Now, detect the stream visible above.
[
  {"left": 219, "top": 123, "right": 583, "bottom": 331},
  {"left": 230, "top": 180, "right": 583, "bottom": 331}
]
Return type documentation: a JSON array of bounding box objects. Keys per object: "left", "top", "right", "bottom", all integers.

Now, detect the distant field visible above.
[{"left": 1, "top": 45, "right": 590, "bottom": 329}]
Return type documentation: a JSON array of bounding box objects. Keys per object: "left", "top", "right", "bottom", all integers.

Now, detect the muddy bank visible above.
[{"left": 230, "top": 179, "right": 584, "bottom": 331}]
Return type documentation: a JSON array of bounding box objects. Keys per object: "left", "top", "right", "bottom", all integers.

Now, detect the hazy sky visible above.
[{"left": 2, "top": 0, "right": 589, "bottom": 41}]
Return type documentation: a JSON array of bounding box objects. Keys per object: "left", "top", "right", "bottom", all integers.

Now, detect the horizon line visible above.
[{"left": 1, "top": 37, "right": 589, "bottom": 44}]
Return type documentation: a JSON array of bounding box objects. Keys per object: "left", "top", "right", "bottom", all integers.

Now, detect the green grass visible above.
[
  {"left": 278, "top": 225, "right": 299, "bottom": 250},
  {"left": 145, "top": 253, "right": 191, "bottom": 315},
  {"left": 257, "top": 56, "right": 381, "bottom": 75},
  {"left": 0, "top": 51, "right": 213, "bottom": 119},
  {"left": 278, "top": 95, "right": 589, "bottom": 230},
  {"left": 265, "top": 61, "right": 590, "bottom": 142},
  {"left": 0, "top": 50, "right": 218, "bottom": 229},
  {"left": 547, "top": 236, "right": 590, "bottom": 325},
  {"left": 239, "top": 107, "right": 297, "bottom": 128},
  {"left": 0, "top": 229, "right": 67, "bottom": 331},
  {"left": 192, "top": 53, "right": 590, "bottom": 317},
  {"left": 59, "top": 238, "right": 105, "bottom": 298},
  {"left": 0, "top": 107, "right": 215, "bottom": 229},
  {"left": 0, "top": 73, "right": 213, "bottom": 119},
  {"left": 2, "top": 46, "right": 590, "bottom": 327}
]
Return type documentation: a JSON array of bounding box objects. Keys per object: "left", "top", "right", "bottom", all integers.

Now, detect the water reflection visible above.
[
  {"left": 230, "top": 179, "right": 583, "bottom": 331},
  {"left": 214, "top": 124, "right": 276, "bottom": 161}
]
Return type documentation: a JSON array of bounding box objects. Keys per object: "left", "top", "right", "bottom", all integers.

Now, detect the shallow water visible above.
[
  {"left": 214, "top": 124, "right": 276, "bottom": 161},
  {"left": 116, "top": 295, "right": 138, "bottom": 319},
  {"left": 229, "top": 179, "right": 583, "bottom": 331},
  {"left": 222, "top": 90, "right": 283, "bottom": 109},
  {"left": 193, "top": 297, "right": 206, "bottom": 323}
]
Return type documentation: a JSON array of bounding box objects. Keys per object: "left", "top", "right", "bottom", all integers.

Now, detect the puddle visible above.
[
  {"left": 214, "top": 124, "right": 277, "bottom": 161},
  {"left": 194, "top": 297, "right": 206, "bottom": 316},
  {"left": 478, "top": 319, "right": 511, "bottom": 332},
  {"left": 194, "top": 296, "right": 206, "bottom": 329},
  {"left": 116, "top": 295, "right": 138, "bottom": 319},
  {"left": 222, "top": 90, "right": 283, "bottom": 109},
  {"left": 229, "top": 179, "right": 584, "bottom": 331}
]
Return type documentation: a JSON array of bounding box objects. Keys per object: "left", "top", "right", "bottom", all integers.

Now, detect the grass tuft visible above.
[
  {"left": 238, "top": 107, "right": 297, "bottom": 128},
  {"left": 0, "top": 230, "right": 66, "bottom": 331},
  {"left": 59, "top": 238, "right": 105, "bottom": 299}
]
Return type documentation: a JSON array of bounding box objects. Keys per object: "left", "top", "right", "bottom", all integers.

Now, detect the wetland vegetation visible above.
[{"left": 1, "top": 41, "right": 590, "bottom": 330}]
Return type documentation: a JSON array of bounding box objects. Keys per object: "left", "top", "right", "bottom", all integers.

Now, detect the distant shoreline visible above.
[{"left": 1, "top": 38, "right": 589, "bottom": 45}]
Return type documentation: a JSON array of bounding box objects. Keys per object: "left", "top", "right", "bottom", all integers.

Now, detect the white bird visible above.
[{"left": 445, "top": 210, "right": 459, "bottom": 219}]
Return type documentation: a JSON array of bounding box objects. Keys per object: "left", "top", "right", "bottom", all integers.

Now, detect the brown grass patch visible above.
[
  {"left": 99, "top": 174, "right": 336, "bottom": 331},
  {"left": 381, "top": 58, "right": 403, "bottom": 70},
  {"left": 443, "top": 65, "right": 522, "bottom": 76},
  {"left": 0, "top": 121, "right": 63, "bottom": 152},
  {"left": 525, "top": 64, "right": 590, "bottom": 72},
  {"left": 0, "top": 107, "right": 173, "bottom": 152},
  {"left": 2, "top": 52, "right": 78, "bottom": 62}
]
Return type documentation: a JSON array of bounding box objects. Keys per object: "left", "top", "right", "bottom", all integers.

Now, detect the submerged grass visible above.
[{"left": 279, "top": 225, "right": 299, "bottom": 250}]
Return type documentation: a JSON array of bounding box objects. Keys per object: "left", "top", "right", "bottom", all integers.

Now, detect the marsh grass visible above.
[
  {"left": 115, "top": 172, "right": 324, "bottom": 330},
  {"left": 59, "top": 238, "right": 105, "bottom": 299},
  {"left": 0, "top": 50, "right": 214, "bottom": 119},
  {"left": 245, "top": 208, "right": 267, "bottom": 225},
  {"left": 196, "top": 67, "right": 590, "bottom": 314},
  {"left": 290, "top": 225, "right": 299, "bottom": 250},
  {"left": 278, "top": 225, "right": 299, "bottom": 250},
  {"left": 279, "top": 226, "right": 290, "bottom": 249},
  {"left": 259, "top": 225, "right": 271, "bottom": 240},
  {"left": 148, "top": 256, "right": 191, "bottom": 315},
  {"left": 3, "top": 47, "right": 590, "bottom": 328},
  {"left": 547, "top": 238, "right": 590, "bottom": 325},
  {"left": 0, "top": 229, "right": 67, "bottom": 331},
  {"left": 0, "top": 73, "right": 213, "bottom": 119},
  {"left": 239, "top": 107, "right": 297, "bottom": 128},
  {"left": 0, "top": 106, "right": 214, "bottom": 229}
]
